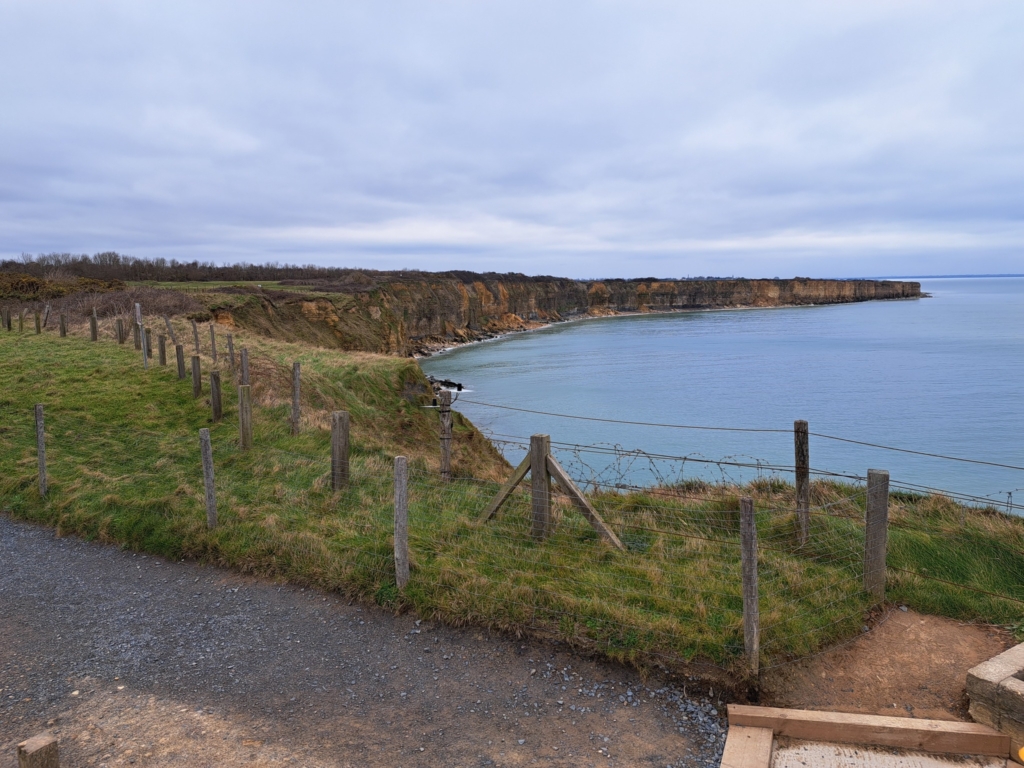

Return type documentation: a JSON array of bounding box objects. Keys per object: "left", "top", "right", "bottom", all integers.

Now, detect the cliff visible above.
[{"left": 209, "top": 274, "right": 921, "bottom": 356}]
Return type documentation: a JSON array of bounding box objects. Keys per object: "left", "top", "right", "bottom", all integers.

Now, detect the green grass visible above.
[{"left": 2, "top": 327, "right": 1022, "bottom": 678}]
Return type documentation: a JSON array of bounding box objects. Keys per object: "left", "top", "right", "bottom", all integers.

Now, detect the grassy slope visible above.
[{"left": 2, "top": 325, "right": 1022, "bottom": 679}]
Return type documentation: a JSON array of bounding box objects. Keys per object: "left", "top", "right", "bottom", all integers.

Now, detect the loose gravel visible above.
[{"left": 1, "top": 515, "right": 727, "bottom": 766}]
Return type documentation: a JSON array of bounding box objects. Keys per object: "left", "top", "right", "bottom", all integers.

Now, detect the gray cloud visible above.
[{"left": 1, "top": 0, "right": 1022, "bottom": 277}]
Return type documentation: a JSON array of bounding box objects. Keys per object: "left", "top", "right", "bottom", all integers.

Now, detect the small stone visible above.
[{"left": 518, "top": 739, "right": 525, "bottom": 745}]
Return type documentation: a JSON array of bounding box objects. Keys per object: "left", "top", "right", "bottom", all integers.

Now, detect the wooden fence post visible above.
[
  {"left": 331, "top": 411, "right": 350, "bottom": 490},
  {"left": 34, "top": 311, "right": 41, "bottom": 334},
  {"left": 238, "top": 385, "right": 253, "bottom": 450},
  {"left": 89, "top": 309, "right": 98, "bottom": 341},
  {"left": 199, "top": 428, "right": 217, "bottom": 529},
  {"left": 17, "top": 732, "right": 59, "bottom": 768},
  {"left": 191, "top": 319, "right": 200, "bottom": 355},
  {"left": 531, "top": 434, "right": 552, "bottom": 541},
  {"left": 439, "top": 390, "right": 453, "bottom": 482},
  {"left": 116, "top": 318, "right": 125, "bottom": 344},
  {"left": 740, "top": 496, "right": 759, "bottom": 676},
  {"left": 290, "top": 362, "right": 301, "bottom": 434},
  {"left": 132, "top": 321, "right": 141, "bottom": 350},
  {"left": 158, "top": 334, "right": 167, "bottom": 365},
  {"left": 794, "top": 419, "right": 810, "bottom": 545},
  {"left": 19, "top": 309, "right": 26, "bottom": 333},
  {"left": 864, "top": 469, "right": 890, "bottom": 601},
  {"left": 209, "top": 324, "right": 218, "bottom": 364},
  {"left": 227, "top": 334, "right": 235, "bottom": 371},
  {"left": 394, "top": 456, "right": 409, "bottom": 589},
  {"left": 59, "top": 313, "right": 67, "bottom": 338},
  {"left": 240, "top": 348, "right": 250, "bottom": 385},
  {"left": 35, "top": 404, "right": 47, "bottom": 498},
  {"left": 175, "top": 344, "right": 186, "bottom": 380},
  {"left": 145, "top": 328, "right": 153, "bottom": 358},
  {"left": 162, "top": 316, "right": 178, "bottom": 346},
  {"left": 210, "top": 371, "right": 222, "bottom": 422},
  {"left": 42, "top": 304, "right": 50, "bottom": 328},
  {"left": 140, "top": 324, "right": 149, "bottom": 370},
  {"left": 191, "top": 355, "right": 202, "bottom": 397}
]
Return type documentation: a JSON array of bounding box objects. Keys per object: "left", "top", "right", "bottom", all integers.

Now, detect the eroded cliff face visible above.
[{"left": 213, "top": 276, "right": 920, "bottom": 356}]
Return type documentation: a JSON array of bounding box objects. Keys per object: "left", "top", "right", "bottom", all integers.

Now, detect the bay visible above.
[{"left": 419, "top": 277, "right": 1024, "bottom": 510}]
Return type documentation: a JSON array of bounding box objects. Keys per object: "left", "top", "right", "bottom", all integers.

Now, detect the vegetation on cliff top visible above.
[{"left": 2, "top": 324, "right": 1021, "bottom": 678}]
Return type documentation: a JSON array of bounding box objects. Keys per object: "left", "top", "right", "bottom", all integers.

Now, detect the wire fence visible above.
[{"left": 3, "top": 311, "right": 1024, "bottom": 677}]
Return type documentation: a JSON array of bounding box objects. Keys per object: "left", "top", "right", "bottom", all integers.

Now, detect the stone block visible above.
[
  {"left": 999, "top": 676, "right": 1024, "bottom": 723},
  {"left": 970, "top": 697, "right": 1002, "bottom": 730},
  {"left": 1002, "top": 715, "right": 1024, "bottom": 762},
  {"left": 17, "top": 733, "right": 58, "bottom": 768},
  {"left": 968, "top": 646, "right": 1024, "bottom": 706}
]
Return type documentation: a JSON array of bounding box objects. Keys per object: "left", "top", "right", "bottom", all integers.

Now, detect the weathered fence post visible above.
[
  {"left": 34, "top": 311, "right": 41, "bottom": 334},
  {"left": 209, "top": 324, "right": 218, "bottom": 364},
  {"left": 331, "top": 411, "right": 350, "bottom": 490},
  {"left": 191, "top": 319, "right": 200, "bottom": 355},
  {"left": 132, "top": 321, "right": 141, "bottom": 349},
  {"left": 740, "top": 496, "right": 759, "bottom": 676},
  {"left": 530, "top": 434, "right": 552, "bottom": 541},
  {"left": 191, "top": 355, "right": 202, "bottom": 397},
  {"left": 240, "top": 348, "right": 250, "bottom": 385},
  {"left": 794, "top": 419, "right": 810, "bottom": 545},
  {"left": 158, "top": 334, "right": 167, "bottom": 366},
  {"left": 17, "top": 732, "right": 59, "bottom": 768},
  {"left": 439, "top": 390, "right": 453, "bottom": 482},
  {"left": 199, "top": 428, "right": 217, "bottom": 529},
  {"left": 145, "top": 328, "right": 153, "bottom": 359},
  {"left": 116, "top": 318, "right": 125, "bottom": 344},
  {"left": 19, "top": 309, "right": 25, "bottom": 333},
  {"left": 140, "top": 325, "right": 149, "bottom": 370},
  {"left": 162, "top": 316, "right": 177, "bottom": 346},
  {"left": 227, "top": 334, "right": 235, "bottom": 371},
  {"left": 864, "top": 469, "right": 890, "bottom": 601},
  {"left": 238, "top": 385, "right": 253, "bottom": 450},
  {"left": 175, "top": 344, "right": 186, "bottom": 380},
  {"left": 42, "top": 304, "right": 50, "bottom": 328},
  {"left": 59, "top": 313, "right": 67, "bottom": 338},
  {"left": 290, "top": 362, "right": 301, "bottom": 434},
  {"left": 89, "top": 308, "right": 98, "bottom": 341},
  {"left": 394, "top": 455, "right": 410, "bottom": 589},
  {"left": 210, "top": 371, "right": 222, "bottom": 422},
  {"left": 4, "top": 307, "right": 11, "bottom": 331},
  {"left": 35, "top": 404, "right": 47, "bottom": 498}
]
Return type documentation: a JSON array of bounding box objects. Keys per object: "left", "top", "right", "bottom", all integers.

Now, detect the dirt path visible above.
[
  {"left": 0, "top": 516, "right": 727, "bottom": 767},
  {"left": 761, "top": 606, "right": 1014, "bottom": 720}
]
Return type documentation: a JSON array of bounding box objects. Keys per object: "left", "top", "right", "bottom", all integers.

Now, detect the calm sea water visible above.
[{"left": 419, "top": 278, "right": 1024, "bottom": 508}]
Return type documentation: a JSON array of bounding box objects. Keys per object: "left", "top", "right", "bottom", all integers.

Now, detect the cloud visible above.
[{"left": 0, "top": 0, "right": 1022, "bottom": 277}]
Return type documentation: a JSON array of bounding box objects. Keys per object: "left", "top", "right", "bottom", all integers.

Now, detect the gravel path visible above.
[{"left": 1, "top": 515, "right": 727, "bottom": 767}]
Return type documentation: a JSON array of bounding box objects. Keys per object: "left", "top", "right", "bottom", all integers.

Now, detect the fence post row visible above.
[
  {"left": 439, "top": 390, "right": 452, "bottom": 482},
  {"left": 175, "top": 344, "right": 186, "bottom": 380},
  {"left": 864, "top": 468, "right": 890, "bottom": 601},
  {"left": 199, "top": 428, "right": 217, "bottom": 529},
  {"left": 210, "top": 371, "right": 222, "bottom": 422},
  {"left": 794, "top": 419, "right": 810, "bottom": 545},
  {"left": 331, "top": 410, "right": 350, "bottom": 490},
  {"left": 740, "top": 496, "right": 759, "bottom": 676},
  {"left": 191, "top": 356, "right": 202, "bottom": 397},
  {"left": 394, "top": 455, "right": 410, "bottom": 589},
  {"left": 238, "top": 384, "right": 253, "bottom": 450},
  {"left": 530, "top": 434, "right": 552, "bottom": 541},
  {"left": 35, "top": 404, "right": 47, "bottom": 498}
]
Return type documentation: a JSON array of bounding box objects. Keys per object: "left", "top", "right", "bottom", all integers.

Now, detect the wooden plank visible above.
[
  {"left": 728, "top": 704, "right": 1010, "bottom": 757},
  {"left": 479, "top": 452, "right": 531, "bottom": 522},
  {"left": 546, "top": 455, "right": 625, "bottom": 551},
  {"left": 720, "top": 725, "right": 773, "bottom": 768}
]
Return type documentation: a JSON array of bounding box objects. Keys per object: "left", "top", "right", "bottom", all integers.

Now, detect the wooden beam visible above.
[
  {"left": 720, "top": 725, "right": 773, "bottom": 768},
  {"left": 546, "top": 455, "right": 625, "bottom": 551},
  {"left": 479, "top": 453, "right": 531, "bottom": 523},
  {"left": 728, "top": 704, "right": 1009, "bottom": 757}
]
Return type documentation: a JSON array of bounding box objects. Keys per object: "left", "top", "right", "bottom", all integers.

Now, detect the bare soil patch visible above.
[{"left": 761, "top": 606, "right": 1014, "bottom": 721}]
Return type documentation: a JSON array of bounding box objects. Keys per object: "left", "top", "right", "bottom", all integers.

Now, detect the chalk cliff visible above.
[{"left": 213, "top": 274, "right": 921, "bottom": 356}]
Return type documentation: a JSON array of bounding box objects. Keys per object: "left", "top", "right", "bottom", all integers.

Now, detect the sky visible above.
[{"left": 1, "top": 1, "right": 1022, "bottom": 279}]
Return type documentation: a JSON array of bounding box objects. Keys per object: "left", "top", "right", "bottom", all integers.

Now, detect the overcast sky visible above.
[{"left": 1, "top": 1, "right": 1022, "bottom": 278}]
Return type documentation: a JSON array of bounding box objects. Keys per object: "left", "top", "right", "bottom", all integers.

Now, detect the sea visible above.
[{"left": 419, "top": 277, "right": 1024, "bottom": 510}]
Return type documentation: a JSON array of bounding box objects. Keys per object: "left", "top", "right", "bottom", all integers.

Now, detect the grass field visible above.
[{"left": 2, "top": 323, "right": 1022, "bottom": 677}]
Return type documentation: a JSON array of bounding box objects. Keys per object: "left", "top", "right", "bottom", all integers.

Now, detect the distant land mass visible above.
[{"left": 1, "top": 254, "right": 921, "bottom": 356}]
